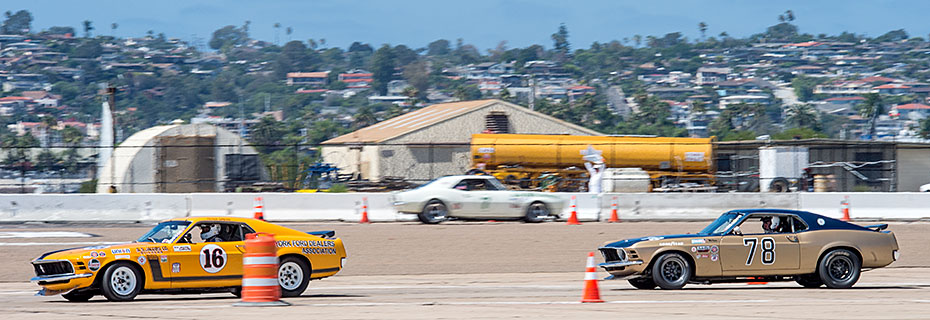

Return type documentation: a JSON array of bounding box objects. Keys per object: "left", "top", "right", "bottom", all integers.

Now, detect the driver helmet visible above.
[
  {"left": 200, "top": 224, "right": 219, "bottom": 241},
  {"left": 763, "top": 216, "right": 781, "bottom": 232}
]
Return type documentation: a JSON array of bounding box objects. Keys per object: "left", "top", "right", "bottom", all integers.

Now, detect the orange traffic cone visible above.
[
  {"left": 359, "top": 197, "right": 370, "bottom": 224},
  {"left": 747, "top": 277, "right": 768, "bottom": 285},
  {"left": 234, "top": 232, "right": 289, "bottom": 306},
  {"left": 608, "top": 196, "right": 620, "bottom": 223},
  {"left": 566, "top": 195, "right": 582, "bottom": 225},
  {"left": 253, "top": 196, "right": 265, "bottom": 221},
  {"left": 581, "top": 252, "right": 604, "bottom": 303},
  {"left": 840, "top": 196, "right": 851, "bottom": 221}
]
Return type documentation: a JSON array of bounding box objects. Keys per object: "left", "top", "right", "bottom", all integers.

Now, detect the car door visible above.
[
  {"left": 169, "top": 222, "right": 245, "bottom": 288},
  {"left": 450, "top": 179, "right": 487, "bottom": 217},
  {"left": 719, "top": 214, "right": 800, "bottom": 275}
]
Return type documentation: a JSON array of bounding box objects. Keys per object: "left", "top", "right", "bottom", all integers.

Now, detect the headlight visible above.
[{"left": 893, "top": 250, "right": 899, "bottom": 261}]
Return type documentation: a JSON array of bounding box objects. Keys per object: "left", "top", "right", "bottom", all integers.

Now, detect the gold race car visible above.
[
  {"left": 599, "top": 209, "right": 898, "bottom": 289},
  {"left": 30, "top": 217, "right": 346, "bottom": 302}
]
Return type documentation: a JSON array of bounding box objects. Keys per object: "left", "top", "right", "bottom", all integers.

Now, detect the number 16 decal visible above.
[
  {"left": 200, "top": 244, "right": 227, "bottom": 273},
  {"left": 743, "top": 237, "right": 776, "bottom": 265}
]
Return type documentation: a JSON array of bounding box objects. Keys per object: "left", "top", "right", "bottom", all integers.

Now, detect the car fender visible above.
[{"left": 816, "top": 241, "right": 862, "bottom": 266}]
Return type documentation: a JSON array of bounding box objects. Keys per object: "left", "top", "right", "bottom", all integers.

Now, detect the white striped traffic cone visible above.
[{"left": 581, "top": 252, "right": 604, "bottom": 303}]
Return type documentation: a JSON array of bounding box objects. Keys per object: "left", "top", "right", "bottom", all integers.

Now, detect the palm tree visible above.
[
  {"left": 82, "top": 20, "right": 93, "bottom": 38},
  {"left": 285, "top": 26, "right": 292, "bottom": 42},
  {"left": 784, "top": 104, "right": 819, "bottom": 129},
  {"left": 273, "top": 22, "right": 281, "bottom": 45},
  {"left": 857, "top": 93, "right": 883, "bottom": 140},
  {"left": 698, "top": 22, "right": 708, "bottom": 41},
  {"left": 111, "top": 22, "right": 118, "bottom": 37}
]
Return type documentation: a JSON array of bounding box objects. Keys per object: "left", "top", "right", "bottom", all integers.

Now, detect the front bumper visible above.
[
  {"left": 31, "top": 273, "right": 93, "bottom": 284},
  {"left": 598, "top": 260, "right": 645, "bottom": 278}
]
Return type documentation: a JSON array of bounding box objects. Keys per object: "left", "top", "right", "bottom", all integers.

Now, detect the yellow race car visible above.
[{"left": 30, "top": 217, "right": 346, "bottom": 302}]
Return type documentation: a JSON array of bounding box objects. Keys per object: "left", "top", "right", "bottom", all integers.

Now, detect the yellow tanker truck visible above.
[{"left": 470, "top": 134, "right": 716, "bottom": 191}]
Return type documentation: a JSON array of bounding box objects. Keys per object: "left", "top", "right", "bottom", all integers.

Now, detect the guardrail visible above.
[{"left": 0, "top": 192, "right": 927, "bottom": 222}]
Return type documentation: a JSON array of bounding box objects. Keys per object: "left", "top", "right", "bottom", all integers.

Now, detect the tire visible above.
[
  {"left": 278, "top": 256, "right": 311, "bottom": 297},
  {"left": 523, "top": 202, "right": 549, "bottom": 223},
  {"left": 769, "top": 178, "right": 790, "bottom": 192},
  {"left": 651, "top": 253, "right": 691, "bottom": 290},
  {"left": 628, "top": 277, "right": 657, "bottom": 290},
  {"left": 795, "top": 275, "right": 823, "bottom": 288},
  {"left": 62, "top": 290, "right": 94, "bottom": 302},
  {"left": 418, "top": 199, "right": 447, "bottom": 224},
  {"left": 100, "top": 262, "right": 143, "bottom": 301},
  {"left": 818, "top": 249, "right": 861, "bottom": 289}
]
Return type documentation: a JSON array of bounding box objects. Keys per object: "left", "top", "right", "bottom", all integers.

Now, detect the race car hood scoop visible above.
[{"left": 603, "top": 234, "right": 695, "bottom": 248}]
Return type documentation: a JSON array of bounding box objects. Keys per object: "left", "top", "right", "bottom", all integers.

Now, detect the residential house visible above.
[
  {"left": 339, "top": 70, "right": 373, "bottom": 89},
  {"left": 719, "top": 95, "right": 771, "bottom": 109},
  {"left": 286, "top": 71, "right": 329, "bottom": 87},
  {"left": 874, "top": 83, "right": 911, "bottom": 95},
  {"left": 891, "top": 103, "right": 930, "bottom": 120},
  {"left": 695, "top": 67, "right": 731, "bottom": 85},
  {"left": 20, "top": 90, "right": 60, "bottom": 107}
]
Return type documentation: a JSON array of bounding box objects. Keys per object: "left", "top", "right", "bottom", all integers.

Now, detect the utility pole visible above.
[{"left": 107, "top": 85, "right": 117, "bottom": 193}]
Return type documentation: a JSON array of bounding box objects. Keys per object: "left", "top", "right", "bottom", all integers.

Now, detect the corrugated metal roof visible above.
[{"left": 323, "top": 99, "right": 497, "bottom": 144}]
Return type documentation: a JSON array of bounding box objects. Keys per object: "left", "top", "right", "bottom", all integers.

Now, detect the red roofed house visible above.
[
  {"left": 782, "top": 41, "right": 824, "bottom": 49},
  {"left": 873, "top": 84, "right": 911, "bottom": 95},
  {"left": 21, "top": 90, "right": 60, "bottom": 107},
  {"left": 286, "top": 71, "right": 330, "bottom": 87},
  {"left": 339, "top": 70, "right": 373, "bottom": 89},
  {"left": 568, "top": 85, "right": 596, "bottom": 96},
  {"left": 893, "top": 103, "right": 930, "bottom": 119}
]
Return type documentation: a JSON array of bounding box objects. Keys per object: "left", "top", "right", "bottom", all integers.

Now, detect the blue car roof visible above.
[{"left": 727, "top": 208, "right": 868, "bottom": 232}]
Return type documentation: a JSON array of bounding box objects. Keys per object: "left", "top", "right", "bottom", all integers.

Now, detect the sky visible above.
[{"left": 10, "top": 0, "right": 930, "bottom": 51}]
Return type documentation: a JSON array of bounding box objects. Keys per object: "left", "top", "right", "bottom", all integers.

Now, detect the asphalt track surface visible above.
[{"left": 1, "top": 221, "right": 928, "bottom": 319}]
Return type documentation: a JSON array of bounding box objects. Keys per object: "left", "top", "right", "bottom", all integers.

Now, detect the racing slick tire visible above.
[
  {"left": 651, "top": 252, "right": 691, "bottom": 290},
  {"left": 418, "top": 199, "right": 448, "bottom": 224},
  {"left": 100, "top": 262, "right": 143, "bottom": 301},
  {"left": 62, "top": 290, "right": 94, "bottom": 302},
  {"left": 818, "top": 249, "right": 861, "bottom": 289},
  {"left": 278, "top": 256, "right": 311, "bottom": 297},
  {"left": 628, "top": 277, "right": 657, "bottom": 290},
  {"left": 795, "top": 275, "right": 824, "bottom": 288},
  {"left": 523, "top": 202, "right": 549, "bottom": 223}
]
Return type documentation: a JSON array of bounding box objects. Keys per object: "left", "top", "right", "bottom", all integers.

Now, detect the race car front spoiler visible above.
[
  {"left": 598, "top": 260, "right": 644, "bottom": 269},
  {"left": 30, "top": 272, "right": 92, "bottom": 284}
]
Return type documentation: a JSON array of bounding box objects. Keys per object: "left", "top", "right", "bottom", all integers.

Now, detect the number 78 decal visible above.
[{"left": 743, "top": 237, "right": 776, "bottom": 265}]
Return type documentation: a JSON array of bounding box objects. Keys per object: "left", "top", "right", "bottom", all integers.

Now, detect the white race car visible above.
[{"left": 391, "top": 175, "right": 566, "bottom": 224}]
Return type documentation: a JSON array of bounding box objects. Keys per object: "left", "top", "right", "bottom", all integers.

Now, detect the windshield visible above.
[
  {"left": 698, "top": 212, "right": 743, "bottom": 235},
  {"left": 137, "top": 221, "right": 191, "bottom": 243}
]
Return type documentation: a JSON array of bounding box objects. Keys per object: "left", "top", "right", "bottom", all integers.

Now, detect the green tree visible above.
[
  {"left": 856, "top": 93, "right": 884, "bottom": 140},
  {"left": 352, "top": 106, "right": 378, "bottom": 129},
  {"left": 784, "top": 104, "right": 820, "bottom": 129},
  {"left": 920, "top": 117, "right": 930, "bottom": 139},
  {"left": 791, "top": 75, "right": 826, "bottom": 102},
  {"left": 1, "top": 10, "right": 32, "bottom": 34},
  {"left": 209, "top": 25, "right": 249, "bottom": 51},
  {"left": 551, "top": 23, "right": 570, "bottom": 60},
  {"left": 249, "top": 116, "right": 286, "bottom": 153},
  {"left": 82, "top": 20, "right": 93, "bottom": 38},
  {"left": 370, "top": 45, "right": 396, "bottom": 95},
  {"left": 427, "top": 39, "right": 451, "bottom": 56},
  {"left": 772, "top": 127, "right": 826, "bottom": 140},
  {"left": 60, "top": 126, "right": 83, "bottom": 146},
  {"left": 402, "top": 60, "right": 430, "bottom": 98},
  {"left": 698, "top": 22, "right": 708, "bottom": 40}
]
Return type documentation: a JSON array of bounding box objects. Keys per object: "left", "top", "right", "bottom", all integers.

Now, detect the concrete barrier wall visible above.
[{"left": 0, "top": 192, "right": 928, "bottom": 222}]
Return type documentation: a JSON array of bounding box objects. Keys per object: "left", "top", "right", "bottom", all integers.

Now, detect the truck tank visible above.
[{"left": 471, "top": 134, "right": 714, "bottom": 173}]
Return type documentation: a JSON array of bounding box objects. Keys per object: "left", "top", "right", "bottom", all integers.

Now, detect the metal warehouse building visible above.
[{"left": 321, "top": 99, "right": 601, "bottom": 182}]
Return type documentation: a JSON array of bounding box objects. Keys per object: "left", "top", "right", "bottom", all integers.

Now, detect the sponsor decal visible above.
[
  {"left": 88, "top": 259, "right": 100, "bottom": 271},
  {"left": 710, "top": 254, "right": 718, "bottom": 262},
  {"left": 690, "top": 247, "right": 697, "bottom": 253},
  {"left": 276, "top": 240, "right": 339, "bottom": 255},
  {"left": 97, "top": 251, "right": 106, "bottom": 257},
  {"left": 137, "top": 256, "right": 146, "bottom": 265},
  {"left": 82, "top": 256, "right": 93, "bottom": 259},
  {"left": 685, "top": 152, "right": 705, "bottom": 162},
  {"left": 173, "top": 245, "right": 191, "bottom": 252},
  {"left": 136, "top": 246, "right": 168, "bottom": 254},
  {"left": 200, "top": 244, "right": 227, "bottom": 273},
  {"left": 90, "top": 251, "right": 98, "bottom": 258},
  {"left": 693, "top": 245, "right": 711, "bottom": 253},
  {"left": 160, "top": 255, "right": 168, "bottom": 263},
  {"left": 659, "top": 241, "right": 684, "bottom": 246},
  {"left": 691, "top": 239, "right": 706, "bottom": 245},
  {"left": 111, "top": 248, "right": 131, "bottom": 254},
  {"left": 711, "top": 245, "right": 719, "bottom": 253},
  {"left": 817, "top": 218, "right": 825, "bottom": 226},
  {"left": 171, "top": 263, "right": 180, "bottom": 273},
  {"left": 695, "top": 254, "right": 709, "bottom": 260},
  {"left": 646, "top": 236, "right": 665, "bottom": 241},
  {"left": 115, "top": 255, "right": 130, "bottom": 260},
  {"left": 477, "top": 147, "right": 495, "bottom": 154}
]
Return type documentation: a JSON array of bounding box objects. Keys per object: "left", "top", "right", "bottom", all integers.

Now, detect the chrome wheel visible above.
[
  {"left": 524, "top": 202, "right": 549, "bottom": 223},
  {"left": 278, "top": 261, "right": 303, "bottom": 291},
  {"left": 110, "top": 266, "right": 137, "bottom": 296},
  {"left": 418, "top": 200, "right": 447, "bottom": 224}
]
